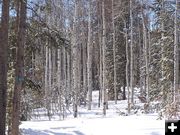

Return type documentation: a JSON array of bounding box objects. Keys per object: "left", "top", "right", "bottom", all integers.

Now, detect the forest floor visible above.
[{"left": 20, "top": 90, "right": 165, "bottom": 135}]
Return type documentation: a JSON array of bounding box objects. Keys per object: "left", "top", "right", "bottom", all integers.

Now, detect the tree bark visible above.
[
  {"left": 112, "top": 0, "right": 117, "bottom": 104},
  {"left": 130, "top": 0, "right": 134, "bottom": 105},
  {"left": 47, "top": 47, "right": 52, "bottom": 120},
  {"left": 87, "top": 0, "right": 93, "bottom": 110},
  {"left": 72, "top": 0, "right": 79, "bottom": 118},
  {"left": 98, "top": 0, "right": 102, "bottom": 108},
  {"left": 11, "top": 0, "right": 27, "bottom": 135},
  {"left": 141, "top": 1, "right": 149, "bottom": 103},
  {"left": 67, "top": 52, "right": 71, "bottom": 109},
  {"left": 125, "top": 24, "right": 130, "bottom": 114},
  {"left": 57, "top": 48, "right": 62, "bottom": 118},
  {"left": 173, "top": 0, "right": 179, "bottom": 102},
  {"left": 102, "top": 0, "right": 107, "bottom": 116},
  {"left": 161, "top": 0, "right": 166, "bottom": 103},
  {"left": 0, "top": 0, "right": 9, "bottom": 135}
]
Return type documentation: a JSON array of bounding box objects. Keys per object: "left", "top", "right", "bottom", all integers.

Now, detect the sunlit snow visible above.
[{"left": 20, "top": 90, "right": 165, "bottom": 135}]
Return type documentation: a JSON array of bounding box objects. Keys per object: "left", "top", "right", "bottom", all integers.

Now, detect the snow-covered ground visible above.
[{"left": 20, "top": 90, "right": 165, "bottom": 135}]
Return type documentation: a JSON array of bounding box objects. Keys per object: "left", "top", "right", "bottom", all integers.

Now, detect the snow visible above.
[
  {"left": 20, "top": 115, "right": 164, "bottom": 135},
  {"left": 20, "top": 90, "right": 165, "bottom": 135},
  {"left": 21, "top": 114, "right": 164, "bottom": 135}
]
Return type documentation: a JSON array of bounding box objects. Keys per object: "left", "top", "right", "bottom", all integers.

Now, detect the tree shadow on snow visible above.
[
  {"left": 50, "top": 126, "right": 75, "bottom": 130},
  {"left": 150, "top": 132, "right": 161, "bottom": 135},
  {"left": 22, "top": 128, "right": 72, "bottom": 135},
  {"left": 73, "top": 130, "right": 85, "bottom": 135},
  {"left": 22, "top": 128, "right": 85, "bottom": 135}
]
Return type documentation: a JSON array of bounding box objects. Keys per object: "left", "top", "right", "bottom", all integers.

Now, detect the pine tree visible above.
[
  {"left": 0, "top": 0, "right": 9, "bottom": 134},
  {"left": 11, "top": 0, "right": 27, "bottom": 134}
]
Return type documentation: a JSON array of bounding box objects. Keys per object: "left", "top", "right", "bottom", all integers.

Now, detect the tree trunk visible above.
[
  {"left": 141, "top": 1, "right": 149, "bottom": 103},
  {"left": 0, "top": 0, "right": 9, "bottom": 135},
  {"left": 123, "top": 78, "right": 126, "bottom": 100},
  {"left": 161, "top": 0, "right": 166, "bottom": 103},
  {"left": 57, "top": 48, "right": 62, "bottom": 118},
  {"left": 63, "top": 47, "right": 67, "bottom": 115},
  {"left": 98, "top": 0, "right": 102, "bottom": 108},
  {"left": 47, "top": 47, "right": 52, "bottom": 120},
  {"left": 67, "top": 52, "right": 71, "bottom": 109},
  {"left": 112, "top": 0, "right": 117, "bottom": 104},
  {"left": 83, "top": 36, "right": 87, "bottom": 106},
  {"left": 44, "top": 45, "right": 50, "bottom": 116},
  {"left": 125, "top": 24, "right": 130, "bottom": 114},
  {"left": 102, "top": 0, "right": 107, "bottom": 116},
  {"left": 87, "top": 0, "right": 93, "bottom": 110},
  {"left": 11, "top": 0, "right": 27, "bottom": 135},
  {"left": 173, "top": 0, "right": 179, "bottom": 102},
  {"left": 130, "top": 0, "right": 134, "bottom": 105},
  {"left": 72, "top": 0, "right": 79, "bottom": 118}
]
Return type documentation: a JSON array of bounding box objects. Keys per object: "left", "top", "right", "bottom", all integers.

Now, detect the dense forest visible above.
[{"left": 0, "top": 0, "right": 180, "bottom": 135}]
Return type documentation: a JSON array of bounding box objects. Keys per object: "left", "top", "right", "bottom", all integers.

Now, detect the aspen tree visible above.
[
  {"left": 130, "top": 0, "right": 134, "bottom": 105},
  {"left": 102, "top": 0, "right": 107, "bottom": 116},
  {"left": 141, "top": 0, "right": 149, "bottom": 103},
  {"left": 87, "top": 0, "right": 93, "bottom": 110},
  {"left": 112, "top": 0, "right": 117, "bottom": 104},
  {"left": 72, "top": 0, "right": 79, "bottom": 118},
  {"left": 173, "top": 0, "right": 179, "bottom": 102}
]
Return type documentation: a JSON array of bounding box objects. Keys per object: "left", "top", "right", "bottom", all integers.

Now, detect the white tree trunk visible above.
[
  {"left": 173, "top": 0, "right": 179, "bottom": 102},
  {"left": 48, "top": 47, "right": 52, "bottom": 95},
  {"left": 66, "top": 52, "right": 71, "bottom": 109},
  {"left": 57, "top": 48, "right": 62, "bottom": 119},
  {"left": 72, "top": 0, "right": 78, "bottom": 118},
  {"left": 112, "top": 0, "right": 117, "bottom": 104},
  {"left": 45, "top": 46, "right": 49, "bottom": 99},
  {"left": 138, "top": 20, "right": 143, "bottom": 97},
  {"left": 48, "top": 47, "right": 52, "bottom": 120},
  {"left": 130, "top": 0, "right": 134, "bottom": 105},
  {"left": 63, "top": 47, "right": 67, "bottom": 105},
  {"left": 125, "top": 25, "right": 130, "bottom": 114},
  {"left": 141, "top": 1, "right": 149, "bottom": 103},
  {"left": 102, "top": 0, "right": 107, "bottom": 116},
  {"left": 83, "top": 37, "right": 87, "bottom": 106},
  {"left": 98, "top": 0, "right": 102, "bottom": 107},
  {"left": 161, "top": 0, "right": 166, "bottom": 103},
  {"left": 87, "top": 0, "right": 93, "bottom": 110},
  {"left": 45, "top": 45, "right": 51, "bottom": 120}
]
